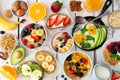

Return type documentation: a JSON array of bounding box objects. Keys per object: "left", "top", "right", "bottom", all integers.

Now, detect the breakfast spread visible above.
[
  {"left": 73, "top": 23, "right": 107, "bottom": 50},
  {"left": 108, "top": 11, "right": 120, "bottom": 28},
  {"left": 11, "top": 1, "right": 28, "bottom": 17},
  {"left": 103, "top": 41, "right": 120, "bottom": 66},
  {"left": 64, "top": 52, "right": 92, "bottom": 79},
  {"left": 21, "top": 23, "right": 46, "bottom": 49},
  {"left": 0, "top": 34, "right": 16, "bottom": 51},
  {"left": 0, "top": 0, "right": 119, "bottom": 80},
  {"left": 35, "top": 51, "right": 56, "bottom": 74},
  {"left": 17, "top": 61, "right": 43, "bottom": 80},
  {"left": 46, "top": 14, "right": 71, "bottom": 29},
  {"left": 11, "top": 46, "right": 26, "bottom": 65},
  {"left": 51, "top": 31, "right": 73, "bottom": 54}
]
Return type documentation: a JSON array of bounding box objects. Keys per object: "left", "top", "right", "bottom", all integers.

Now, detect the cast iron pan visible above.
[{"left": 72, "top": 0, "right": 112, "bottom": 51}]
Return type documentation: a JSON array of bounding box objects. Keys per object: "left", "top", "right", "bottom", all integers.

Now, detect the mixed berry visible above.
[
  {"left": 21, "top": 23, "right": 46, "bottom": 49},
  {"left": 106, "top": 41, "right": 120, "bottom": 60}
]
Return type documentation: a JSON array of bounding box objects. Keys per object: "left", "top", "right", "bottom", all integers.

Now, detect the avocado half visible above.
[{"left": 11, "top": 46, "right": 26, "bottom": 65}]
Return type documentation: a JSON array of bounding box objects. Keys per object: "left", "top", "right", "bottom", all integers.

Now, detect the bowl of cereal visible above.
[{"left": 0, "top": 33, "right": 17, "bottom": 51}]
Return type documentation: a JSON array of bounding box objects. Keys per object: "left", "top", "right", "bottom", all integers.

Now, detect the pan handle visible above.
[{"left": 98, "top": 0, "right": 112, "bottom": 17}]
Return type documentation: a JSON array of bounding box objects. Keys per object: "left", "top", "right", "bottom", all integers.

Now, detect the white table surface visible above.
[{"left": 0, "top": 0, "right": 120, "bottom": 80}]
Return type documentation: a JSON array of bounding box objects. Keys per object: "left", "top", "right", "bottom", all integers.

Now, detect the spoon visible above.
[{"left": 75, "top": 10, "right": 110, "bottom": 24}]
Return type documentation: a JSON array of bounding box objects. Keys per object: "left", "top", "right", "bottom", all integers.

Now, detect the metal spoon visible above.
[{"left": 75, "top": 10, "right": 110, "bottom": 24}]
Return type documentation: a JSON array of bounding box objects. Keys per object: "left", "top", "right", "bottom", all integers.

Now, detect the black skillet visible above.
[{"left": 72, "top": 0, "right": 112, "bottom": 51}]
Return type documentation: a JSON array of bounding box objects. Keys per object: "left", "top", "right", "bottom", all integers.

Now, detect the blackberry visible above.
[
  {"left": 110, "top": 49, "right": 117, "bottom": 54},
  {"left": 54, "top": 48, "right": 58, "bottom": 52},
  {"left": 77, "top": 72, "right": 84, "bottom": 77},
  {"left": 60, "top": 42, "right": 66, "bottom": 48},
  {"left": 68, "top": 62, "right": 74, "bottom": 66},
  {"left": 21, "top": 31, "right": 27, "bottom": 38},
  {"left": 113, "top": 42, "right": 118, "bottom": 46}
]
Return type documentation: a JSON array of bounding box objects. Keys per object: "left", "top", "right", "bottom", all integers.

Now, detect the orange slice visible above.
[
  {"left": 0, "top": 65, "right": 17, "bottom": 80},
  {"left": 28, "top": 2, "right": 46, "bottom": 21}
]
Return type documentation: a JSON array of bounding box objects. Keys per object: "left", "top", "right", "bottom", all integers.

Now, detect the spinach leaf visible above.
[
  {"left": 86, "top": 35, "right": 94, "bottom": 41},
  {"left": 81, "top": 43, "right": 91, "bottom": 48},
  {"left": 80, "top": 25, "right": 87, "bottom": 34}
]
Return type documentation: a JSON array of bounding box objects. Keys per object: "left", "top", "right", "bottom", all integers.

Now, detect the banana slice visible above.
[
  {"left": 37, "top": 54, "right": 45, "bottom": 61},
  {"left": 66, "top": 43, "right": 72, "bottom": 48},
  {"left": 22, "top": 64, "right": 32, "bottom": 76},
  {"left": 63, "top": 46, "right": 69, "bottom": 51},
  {"left": 30, "top": 70, "right": 42, "bottom": 79},
  {"left": 31, "top": 30, "right": 37, "bottom": 36},
  {"left": 37, "top": 29, "right": 44, "bottom": 36},
  {"left": 58, "top": 48, "right": 65, "bottom": 53},
  {"left": 42, "top": 61, "right": 48, "bottom": 68},
  {"left": 56, "top": 42, "right": 61, "bottom": 47},
  {"left": 67, "top": 39, "right": 73, "bottom": 44},
  {"left": 45, "top": 55, "right": 52, "bottom": 62},
  {"left": 48, "top": 64, "right": 55, "bottom": 72}
]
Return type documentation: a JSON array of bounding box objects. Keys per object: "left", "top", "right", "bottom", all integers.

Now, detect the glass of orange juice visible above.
[{"left": 84, "top": 0, "right": 103, "bottom": 12}]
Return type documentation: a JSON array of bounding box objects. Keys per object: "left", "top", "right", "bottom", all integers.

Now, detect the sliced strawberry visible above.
[
  {"left": 55, "top": 14, "right": 65, "bottom": 26},
  {"left": 30, "top": 34, "right": 40, "bottom": 42},
  {"left": 49, "top": 17, "right": 56, "bottom": 27},
  {"left": 111, "top": 71, "right": 120, "bottom": 80},
  {"left": 63, "top": 17, "right": 71, "bottom": 26}
]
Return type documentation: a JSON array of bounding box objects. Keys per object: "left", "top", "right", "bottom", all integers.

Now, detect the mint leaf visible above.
[
  {"left": 57, "top": 37, "right": 62, "bottom": 41},
  {"left": 110, "top": 54, "right": 116, "bottom": 58},
  {"left": 81, "top": 43, "right": 91, "bottom": 48},
  {"left": 61, "top": 34, "right": 66, "bottom": 38},
  {"left": 80, "top": 25, "right": 87, "bottom": 34},
  {"left": 86, "top": 35, "right": 94, "bottom": 41},
  {"left": 117, "top": 55, "right": 120, "bottom": 61},
  {"left": 55, "top": 1, "right": 63, "bottom": 6}
]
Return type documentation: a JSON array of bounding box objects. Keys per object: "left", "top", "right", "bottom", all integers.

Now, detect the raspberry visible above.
[
  {"left": 82, "top": 58, "right": 87, "bottom": 64},
  {"left": 28, "top": 44, "right": 33, "bottom": 49},
  {"left": 106, "top": 45, "right": 112, "bottom": 50},
  {"left": 114, "top": 46, "right": 119, "bottom": 51},
  {"left": 110, "top": 42, "right": 114, "bottom": 46},
  {"left": 63, "top": 37, "right": 68, "bottom": 42},
  {"left": 22, "top": 39, "right": 27, "bottom": 45},
  {"left": 118, "top": 41, "right": 120, "bottom": 45},
  {"left": 27, "top": 24, "right": 32, "bottom": 30},
  {"left": 70, "top": 69, "right": 74, "bottom": 75}
]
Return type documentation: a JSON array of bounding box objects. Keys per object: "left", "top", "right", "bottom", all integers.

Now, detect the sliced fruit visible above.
[
  {"left": 11, "top": 46, "right": 26, "bottom": 65},
  {"left": 42, "top": 62, "right": 48, "bottom": 68},
  {"left": 30, "top": 70, "right": 43, "bottom": 79},
  {"left": 45, "top": 55, "right": 52, "bottom": 62},
  {"left": 28, "top": 44, "right": 34, "bottom": 49},
  {"left": 22, "top": 39, "right": 27, "bottom": 45},
  {"left": 22, "top": 64, "right": 32, "bottom": 76},
  {"left": 111, "top": 71, "right": 120, "bottom": 80},
  {"left": 0, "top": 65, "right": 17, "bottom": 80},
  {"left": 63, "top": 17, "right": 71, "bottom": 26},
  {"left": 37, "top": 54, "right": 45, "bottom": 61},
  {"left": 28, "top": 2, "right": 46, "bottom": 21},
  {"left": 51, "top": 0, "right": 63, "bottom": 12},
  {"left": 49, "top": 17, "right": 56, "bottom": 27},
  {"left": 30, "top": 34, "right": 40, "bottom": 42},
  {"left": 55, "top": 14, "right": 65, "bottom": 26},
  {"left": 48, "top": 64, "right": 55, "bottom": 72},
  {"left": 31, "top": 30, "right": 37, "bottom": 36},
  {"left": 37, "top": 29, "right": 44, "bottom": 36},
  {"left": 63, "top": 46, "right": 69, "bottom": 51}
]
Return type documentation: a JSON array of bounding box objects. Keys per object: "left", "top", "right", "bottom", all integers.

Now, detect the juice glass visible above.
[{"left": 84, "top": 0, "right": 103, "bottom": 12}]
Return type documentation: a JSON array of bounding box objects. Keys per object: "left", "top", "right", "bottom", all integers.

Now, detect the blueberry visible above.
[
  {"left": 64, "top": 78, "right": 67, "bottom": 80},
  {"left": 66, "top": 55, "right": 72, "bottom": 61},
  {"left": 61, "top": 75, "right": 64, "bottom": 78},
  {"left": 24, "top": 28, "right": 29, "bottom": 33},
  {"left": 77, "top": 72, "right": 84, "bottom": 77},
  {"left": 60, "top": 42, "right": 66, "bottom": 48},
  {"left": 36, "top": 27, "right": 39, "bottom": 30},
  {"left": 38, "top": 44, "right": 41, "bottom": 47},
  {"left": 27, "top": 30, "right": 31, "bottom": 35},
  {"left": 54, "top": 48, "right": 58, "bottom": 52},
  {"left": 40, "top": 26, "right": 43, "bottom": 29},
  {"left": 0, "top": 31, "right": 5, "bottom": 34},
  {"left": 80, "top": 58, "right": 82, "bottom": 62},
  {"left": 68, "top": 62, "right": 74, "bottom": 66},
  {"left": 75, "top": 63, "right": 80, "bottom": 67},
  {"left": 76, "top": 68, "right": 81, "bottom": 72},
  {"left": 21, "top": 31, "right": 27, "bottom": 37},
  {"left": 110, "top": 49, "right": 117, "bottom": 54}
]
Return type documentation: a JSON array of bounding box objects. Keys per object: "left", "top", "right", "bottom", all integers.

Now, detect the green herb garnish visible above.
[
  {"left": 81, "top": 25, "right": 87, "bottom": 34},
  {"left": 86, "top": 35, "right": 94, "bottom": 41},
  {"left": 81, "top": 43, "right": 91, "bottom": 48}
]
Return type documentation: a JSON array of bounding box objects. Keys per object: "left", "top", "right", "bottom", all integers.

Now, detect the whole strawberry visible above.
[{"left": 51, "top": 0, "right": 63, "bottom": 12}]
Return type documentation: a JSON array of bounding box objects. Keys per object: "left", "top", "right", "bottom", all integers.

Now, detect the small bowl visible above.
[
  {"left": 11, "top": 0, "right": 28, "bottom": 17},
  {"left": 64, "top": 51, "right": 93, "bottom": 79},
  {"left": 92, "top": 63, "right": 112, "bottom": 80},
  {"left": 0, "top": 33, "right": 17, "bottom": 51},
  {"left": 20, "top": 23, "right": 47, "bottom": 49},
  {"left": 50, "top": 31, "right": 74, "bottom": 54}
]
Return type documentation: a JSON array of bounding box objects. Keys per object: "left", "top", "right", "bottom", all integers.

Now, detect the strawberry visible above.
[
  {"left": 27, "top": 24, "right": 32, "bottom": 30},
  {"left": 30, "top": 34, "right": 40, "bottom": 42},
  {"left": 70, "top": 69, "right": 74, "bottom": 75},
  {"left": 49, "top": 17, "right": 55, "bottom": 27},
  {"left": 63, "top": 17, "right": 71, "bottom": 26},
  {"left": 82, "top": 58, "right": 87, "bottom": 64},
  {"left": 22, "top": 39, "right": 27, "bottom": 45},
  {"left": 51, "top": 1, "right": 63, "bottom": 12},
  {"left": 111, "top": 71, "right": 120, "bottom": 80},
  {"left": 63, "top": 37, "right": 68, "bottom": 42},
  {"left": 62, "top": 32, "right": 68, "bottom": 35},
  {"left": 55, "top": 14, "right": 65, "bottom": 26},
  {"left": 28, "top": 44, "right": 34, "bottom": 49}
]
